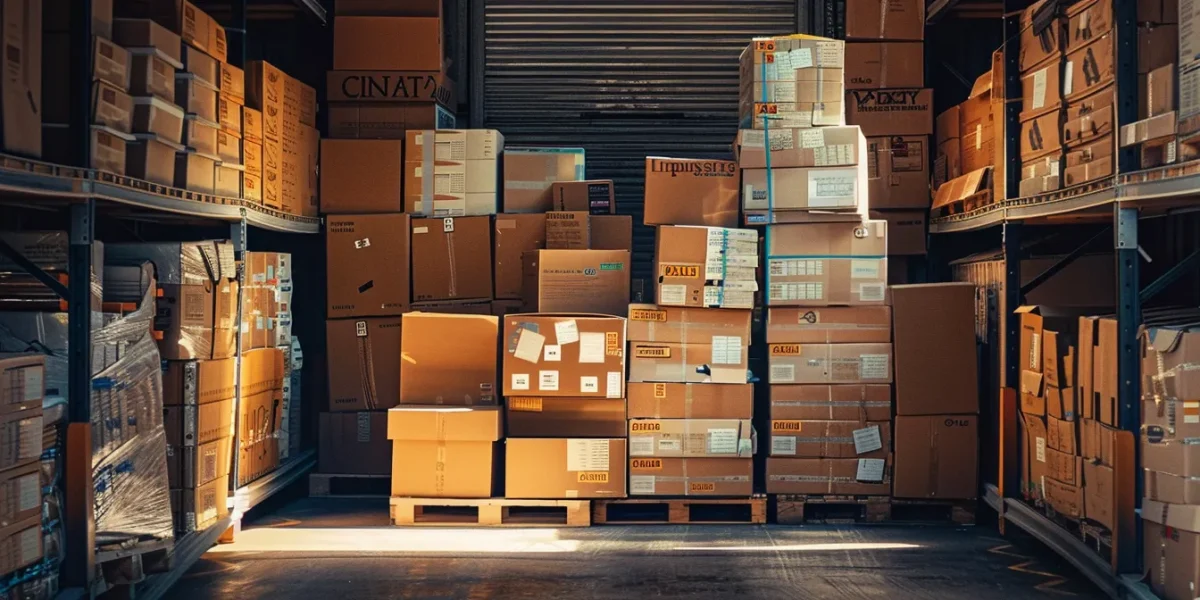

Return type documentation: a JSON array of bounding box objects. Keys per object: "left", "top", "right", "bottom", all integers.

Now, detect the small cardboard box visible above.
[
  {"left": 892, "top": 284, "right": 980, "bottom": 415},
  {"left": 845, "top": 0, "right": 925, "bottom": 41},
  {"left": 643, "top": 157, "right": 738, "bottom": 228},
  {"left": 505, "top": 397, "right": 626, "bottom": 438},
  {"left": 655, "top": 226, "right": 758, "bottom": 309},
  {"left": 770, "top": 420, "right": 891, "bottom": 458},
  {"left": 326, "top": 317, "right": 401, "bottom": 412},
  {"left": 867, "top": 135, "right": 930, "bottom": 210},
  {"left": 319, "top": 139, "right": 404, "bottom": 213},
  {"left": 388, "top": 406, "right": 502, "bottom": 498},
  {"left": 769, "top": 384, "right": 892, "bottom": 421},
  {"left": 522, "top": 250, "right": 630, "bottom": 316},
  {"left": 505, "top": 438, "right": 627, "bottom": 499},
  {"left": 767, "top": 342, "right": 893, "bottom": 384},
  {"left": 503, "top": 148, "right": 585, "bottom": 213},
  {"left": 845, "top": 89, "right": 934, "bottom": 136},
  {"left": 845, "top": 42, "right": 924, "bottom": 88},
  {"left": 399, "top": 313, "right": 498, "bottom": 406},
  {"left": 494, "top": 213, "right": 547, "bottom": 300},
  {"left": 550, "top": 180, "right": 615, "bottom": 213},
  {"left": 765, "top": 220, "right": 888, "bottom": 306},
  {"left": 626, "top": 383, "right": 753, "bottom": 419},
  {"left": 326, "top": 213, "right": 411, "bottom": 318},
  {"left": 411, "top": 216, "right": 493, "bottom": 302},
  {"left": 766, "top": 457, "right": 891, "bottom": 494},
  {"left": 501, "top": 313, "right": 626, "bottom": 398},
  {"left": 318, "top": 412, "right": 391, "bottom": 475},
  {"left": 629, "top": 458, "right": 753, "bottom": 496},
  {"left": 893, "top": 415, "right": 978, "bottom": 499}
]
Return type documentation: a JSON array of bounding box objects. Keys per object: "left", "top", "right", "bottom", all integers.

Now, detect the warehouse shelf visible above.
[{"left": 233, "top": 449, "right": 317, "bottom": 518}]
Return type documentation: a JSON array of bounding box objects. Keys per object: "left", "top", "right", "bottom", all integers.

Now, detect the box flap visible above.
[
  {"left": 1020, "top": 370, "right": 1044, "bottom": 396},
  {"left": 1142, "top": 498, "right": 1200, "bottom": 533}
]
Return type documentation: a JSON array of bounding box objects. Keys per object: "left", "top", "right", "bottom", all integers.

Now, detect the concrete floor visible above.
[{"left": 170, "top": 498, "right": 1107, "bottom": 599}]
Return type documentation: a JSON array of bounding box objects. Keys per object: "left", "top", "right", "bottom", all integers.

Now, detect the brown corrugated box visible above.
[
  {"left": 1139, "top": 24, "right": 1178, "bottom": 75},
  {"left": 643, "top": 158, "right": 738, "bottom": 228},
  {"left": 891, "top": 283, "right": 980, "bottom": 415},
  {"left": 845, "top": 0, "right": 924, "bottom": 40},
  {"left": 167, "top": 434, "right": 232, "bottom": 489},
  {"left": 113, "top": 18, "right": 182, "bottom": 66},
  {"left": 1019, "top": 0, "right": 1062, "bottom": 72},
  {"left": 846, "top": 42, "right": 923, "bottom": 88},
  {"left": 546, "top": 213, "right": 632, "bottom": 251},
  {"left": 0, "top": 463, "right": 40, "bottom": 527},
  {"left": 247, "top": 60, "right": 317, "bottom": 137},
  {"left": 655, "top": 226, "right": 757, "bottom": 310},
  {"left": 411, "top": 216, "right": 493, "bottom": 302},
  {"left": 735, "top": 125, "right": 865, "bottom": 170},
  {"left": 0, "top": 516, "right": 41, "bottom": 576},
  {"left": 550, "top": 180, "right": 615, "bottom": 213},
  {"left": 626, "top": 304, "right": 751, "bottom": 384},
  {"left": 522, "top": 250, "right": 630, "bottom": 316},
  {"left": 505, "top": 438, "right": 627, "bottom": 499},
  {"left": 326, "top": 214, "right": 411, "bottom": 318},
  {"left": 741, "top": 164, "right": 865, "bottom": 212},
  {"left": 770, "top": 384, "right": 892, "bottom": 421},
  {"left": 175, "top": 476, "right": 230, "bottom": 533},
  {"left": 494, "top": 214, "right": 546, "bottom": 300},
  {"left": 866, "top": 135, "right": 929, "bottom": 209},
  {"left": 627, "top": 383, "right": 753, "bottom": 419},
  {"left": 318, "top": 412, "right": 391, "bottom": 475},
  {"left": 399, "top": 313, "right": 498, "bottom": 406},
  {"left": 766, "top": 457, "right": 892, "bottom": 494},
  {"left": 319, "top": 140, "right": 403, "bottom": 213},
  {"left": 1144, "top": 504, "right": 1200, "bottom": 600},
  {"left": 846, "top": 89, "right": 933, "bottom": 136},
  {"left": 1065, "top": 35, "right": 1114, "bottom": 102},
  {"left": 1062, "top": 134, "right": 1114, "bottom": 186},
  {"left": 160, "top": 357, "right": 235, "bottom": 407},
  {"left": 0, "top": 356, "right": 43, "bottom": 415},
  {"left": 767, "top": 342, "right": 893, "bottom": 384},
  {"left": 1020, "top": 58, "right": 1062, "bottom": 119},
  {"left": 502, "top": 148, "right": 586, "bottom": 213},
  {"left": 501, "top": 313, "right": 626, "bottom": 398},
  {"left": 1147, "top": 469, "right": 1200, "bottom": 505},
  {"left": 327, "top": 103, "right": 455, "bottom": 140},
  {"left": 1018, "top": 108, "right": 1062, "bottom": 161},
  {"left": 505, "top": 397, "right": 626, "bottom": 438},
  {"left": 282, "top": 124, "right": 320, "bottom": 217},
  {"left": 870, "top": 210, "right": 926, "bottom": 255},
  {"left": 767, "top": 306, "right": 891, "bottom": 344},
  {"left": 961, "top": 72, "right": 996, "bottom": 172},
  {"left": 333, "top": 16, "right": 443, "bottom": 71},
  {"left": 387, "top": 406, "right": 502, "bottom": 498},
  {"left": 129, "top": 51, "right": 174, "bottom": 102},
  {"left": 1144, "top": 63, "right": 1175, "bottom": 118},
  {"left": 404, "top": 129, "right": 502, "bottom": 216},
  {"left": 769, "top": 420, "right": 891, "bottom": 458},
  {"left": 629, "top": 458, "right": 753, "bottom": 496},
  {"left": 326, "top": 317, "right": 401, "bottom": 412},
  {"left": 1019, "top": 155, "right": 1062, "bottom": 196},
  {"left": 893, "top": 415, "right": 978, "bottom": 499},
  {"left": 163, "top": 398, "right": 233, "bottom": 447},
  {"left": 765, "top": 220, "right": 888, "bottom": 306}
]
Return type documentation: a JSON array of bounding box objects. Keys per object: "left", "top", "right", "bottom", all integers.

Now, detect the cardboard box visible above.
[
  {"left": 846, "top": 42, "right": 923, "bottom": 88},
  {"left": 0, "top": 463, "right": 40, "bottom": 527},
  {"left": 1019, "top": 155, "right": 1062, "bottom": 196},
  {"left": 845, "top": 0, "right": 924, "bottom": 40},
  {"left": 319, "top": 140, "right": 404, "bottom": 213},
  {"left": 0, "top": 410, "right": 43, "bottom": 472},
  {"left": 1044, "top": 460, "right": 1084, "bottom": 516},
  {"left": 215, "top": 129, "right": 240, "bottom": 164},
  {"left": 405, "top": 129, "right": 503, "bottom": 216},
  {"left": 220, "top": 62, "right": 245, "bottom": 105},
  {"left": 161, "top": 358, "right": 235, "bottom": 409},
  {"left": 1063, "top": 134, "right": 1114, "bottom": 186},
  {"left": 327, "top": 103, "right": 456, "bottom": 139},
  {"left": 501, "top": 313, "right": 626, "bottom": 398},
  {"left": 627, "top": 304, "right": 751, "bottom": 343},
  {"left": 129, "top": 51, "right": 175, "bottom": 102},
  {"left": 869, "top": 210, "right": 926, "bottom": 254},
  {"left": 629, "top": 458, "right": 753, "bottom": 496},
  {"left": 167, "top": 434, "right": 232, "bottom": 488},
  {"left": 770, "top": 420, "right": 891, "bottom": 458},
  {"left": 866, "top": 135, "right": 929, "bottom": 209},
  {"left": 766, "top": 457, "right": 891, "bottom": 494},
  {"left": 742, "top": 69, "right": 845, "bottom": 105},
  {"left": 503, "top": 148, "right": 586, "bottom": 213},
  {"left": 626, "top": 305, "right": 750, "bottom": 384},
  {"left": 181, "top": 116, "right": 218, "bottom": 156},
  {"left": 735, "top": 125, "right": 865, "bottom": 170},
  {"left": 766, "top": 306, "right": 891, "bottom": 344},
  {"left": 113, "top": 18, "right": 182, "bottom": 66},
  {"left": 163, "top": 397, "right": 234, "bottom": 447},
  {"left": 0, "top": 515, "right": 42, "bottom": 576},
  {"left": 627, "top": 383, "right": 753, "bottom": 419},
  {"left": 411, "top": 216, "right": 493, "bottom": 302},
  {"left": 643, "top": 158, "right": 738, "bottom": 228},
  {"left": 1140, "top": 24, "right": 1178, "bottom": 75},
  {"left": 326, "top": 317, "right": 401, "bottom": 412},
  {"left": 893, "top": 415, "right": 978, "bottom": 499},
  {"left": 0, "top": 356, "right": 43, "bottom": 415},
  {"left": 176, "top": 476, "right": 230, "bottom": 533},
  {"left": 522, "top": 250, "right": 630, "bottom": 316},
  {"left": 550, "top": 180, "right": 615, "bottom": 214},
  {"left": 1145, "top": 64, "right": 1176, "bottom": 118},
  {"left": 387, "top": 406, "right": 502, "bottom": 497},
  {"left": 1065, "top": 35, "right": 1114, "bottom": 102},
  {"left": 1147, "top": 469, "right": 1200, "bottom": 505},
  {"left": 891, "top": 283, "right": 979, "bottom": 415},
  {"left": 318, "top": 412, "right": 391, "bottom": 475},
  {"left": 333, "top": 16, "right": 443, "bottom": 71},
  {"left": 505, "top": 396, "right": 626, "bottom": 438},
  {"left": 1018, "top": 108, "right": 1061, "bottom": 162},
  {"left": 931, "top": 167, "right": 990, "bottom": 210},
  {"left": 1144, "top": 508, "right": 1200, "bottom": 600},
  {"left": 243, "top": 106, "right": 263, "bottom": 146},
  {"left": 767, "top": 342, "right": 893, "bottom": 384},
  {"left": 740, "top": 100, "right": 846, "bottom": 130},
  {"left": 326, "top": 214, "right": 411, "bottom": 318},
  {"left": 1019, "top": 0, "right": 1062, "bottom": 72},
  {"left": 769, "top": 384, "right": 892, "bottom": 421},
  {"left": 845, "top": 89, "right": 933, "bottom": 136},
  {"left": 126, "top": 135, "right": 179, "bottom": 186},
  {"left": 1020, "top": 59, "right": 1062, "bottom": 119},
  {"left": 247, "top": 60, "right": 318, "bottom": 137},
  {"left": 655, "top": 226, "right": 757, "bottom": 310},
  {"left": 494, "top": 213, "right": 546, "bottom": 300},
  {"left": 764, "top": 220, "right": 888, "bottom": 306},
  {"left": 400, "top": 312, "right": 498, "bottom": 405},
  {"left": 505, "top": 438, "right": 627, "bottom": 499},
  {"left": 326, "top": 70, "right": 455, "bottom": 106},
  {"left": 282, "top": 124, "right": 319, "bottom": 217},
  {"left": 93, "top": 36, "right": 130, "bottom": 91},
  {"left": 741, "top": 164, "right": 866, "bottom": 212},
  {"left": 544, "top": 213, "right": 632, "bottom": 251},
  {"left": 131, "top": 95, "right": 184, "bottom": 144},
  {"left": 92, "top": 81, "right": 133, "bottom": 134}
]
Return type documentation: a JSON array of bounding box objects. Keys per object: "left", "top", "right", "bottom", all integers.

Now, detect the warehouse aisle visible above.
[{"left": 169, "top": 498, "right": 1106, "bottom": 599}]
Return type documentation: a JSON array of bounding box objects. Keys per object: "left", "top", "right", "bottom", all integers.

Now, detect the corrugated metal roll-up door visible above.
[{"left": 482, "top": 0, "right": 798, "bottom": 298}]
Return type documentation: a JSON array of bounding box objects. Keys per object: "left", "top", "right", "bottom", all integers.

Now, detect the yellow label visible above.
[
  {"left": 653, "top": 383, "right": 667, "bottom": 398},
  {"left": 690, "top": 482, "right": 716, "bottom": 493},
  {"left": 631, "top": 458, "right": 663, "bottom": 470},
  {"left": 578, "top": 471, "right": 609, "bottom": 483},
  {"left": 606, "top": 331, "right": 621, "bottom": 356},
  {"left": 630, "top": 308, "right": 668, "bottom": 322},
  {"left": 772, "top": 420, "right": 803, "bottom": 432},
  {"left": 509, "top": 397, "right": 543, "bottom": 412},
  {"left": 755, "top": 103, "right": 778, "bottom": 115},
  {"left": 755, "top": 39, "right": 776, "bottom": 51},
  {"left": 769, "top": 344, "right": 802, "bottom": 356},
  {"left": 660, "top": 264, "right": 700, "bottom": 278},
  {"left": 635, "top": 346, "right": 671, "bottom": 358},
  {"left": 763, "top": 52, "right": 775, "bottom": 63},
  {"left": 630, "top": 421, "right": 662, "bottom": 432}
]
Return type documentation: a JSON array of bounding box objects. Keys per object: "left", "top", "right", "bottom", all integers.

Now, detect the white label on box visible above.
[
  {"left": 859, "top": 283, "right": 885, "bottom": 302},
  {"left": 579, "top": 332, "right": 606, "bottom": 364},
  {"left": 1032, "top": 68, "right": 1048, "bottom": 109},
  {"left": 555, "top": 320, "right": 580, "bottom": 345},
  {"left": 800, "top": 128, "right": 826, "bottom": 148},
  {"left": 630, "top": 475, "right": 656, "bottom": 494},
  {"left": 807, "top": 169, "right": 857, "bottom": 207},
  {"left": 814, "top": 41, "right": 843, "bottom": 66},
  {"left": 629, "top": 435, "right": 655, "bottom": 456},
  {"left": 1168, "top": 140, "right": 1178, "bottom": 163},
  {"left": 544, "top": 345, "right": 562, "bottom": 362},
  {"left": 792, "top": 47, "right": 814, "bottom": 69},
  {"left": 606, "top": 371, "right": 622, "bottom": 398},
  {"left": 708, "top": 428, "right": 740, "bottom": 454},
  {"left": 741, "top": 129, "right": 765, "bottom": 148},
  {"left": 1036, "top": 437, "right": 1046, "bottom": 462},
  {"left": 443, "top": 218, "right": 455, "bottom": 233},
  {"left": 1029, "top": 332, "right": 1041, "bottom": 370},
  {"left": 658, "top": 439, "right": 681, "bottom": 452},
  {"left": 770, "top": 81, "right": 797, "bottom": 103},
  {"left": 581, "top": 376, "right": 599, "bottom": 393},
  {"left": 768, "top": 129, "right": 795, "bottom": 150},
  {"left": 814, "top": 144, "right": 855, "bottom": 166},
  {"left": 354, "top": 238, "right": 370, "bottom": 249},
  {"left": 770, "top": 281, "right": 826, "bottom": 302},
  {"left": 711, "top": 335, "right": 742, "bottom": 365},
  {"left": 852, "top": 425, "right": 883, "bottom": 454},
  {"left": 772, "top": 435, "right": 797, "bottom": 455},
  {"left": 850, "top": 259, "right": 880, "bottom": 279},
  {"left": 860, "top": 354, "right": 890, "bottom": 380},
  {"left": 1063, "top": 63, "right": 1074, "bottom": 96},
  {"left": 770, "top": 363, "right": 796, "bottom": 383},
  {"left": 1187, "top": 401, "right": 1200, "bottom": 424},
  {"left": 567, "top": 439, "right": 611, "bottom": 471},
  {"left": 22, "top": 368, "right": 42, "bottom": 400},
  {"left": 539, "top": 370, "right": 559, "bottom": 391},
  {"left": 513, "top": 328, "right": 546, "bottom": 363},
  {"left": 856, "top": 458, "right": 886, "bottom": 482},
  {"left": 511, "top": 373, "right": 530, "bottom": 391},
  {"left": 769, "top": 258, "right": 824, "bottom": 276},
  {"left": 659, "top": 284, "right": 687, "bottom": 305}
]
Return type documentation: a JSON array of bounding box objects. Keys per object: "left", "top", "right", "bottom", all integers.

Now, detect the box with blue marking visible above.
[{"left": 765, "top": 220, "right": 888, "bottom": 306}]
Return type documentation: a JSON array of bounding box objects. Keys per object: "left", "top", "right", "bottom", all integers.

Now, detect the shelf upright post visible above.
[
  {"left": 229, "top": 0, "right": 247, "bottom": 68},
  {"left": 1003, "top": 4, "right": 1021, "bottom": 201},
  {"left": 228, "top": 218, "right": 247, "bottom": 536},
  {"left": 1116, "top": 0, "right": 1139, "bottom": 173},
  {"left": 1114, "top": 205, "right": 1141, "bottom": 575},
  {"left": 1001, "top": 220, "right": 1023, "bottom": 510}
]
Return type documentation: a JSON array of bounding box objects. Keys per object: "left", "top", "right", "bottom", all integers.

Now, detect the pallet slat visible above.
[
  {"left": 594, "top": 497, "right": 766, "bottom": 525},
  {"left": 771, "top": 495, "right": 977, "bottom": 525},
  {"left": 310, "top": 473, "right": 390, "bottom": 498},
  {"left": 388, "top": 497, "right": 592, "bottom": 527}
]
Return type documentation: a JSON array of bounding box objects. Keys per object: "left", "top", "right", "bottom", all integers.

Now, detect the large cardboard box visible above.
[
  {"left": 766, "top": 306, "right": 892, "bottom": 344},
  {"left": 1065, "top": 35, "right": 1114, "bottom": 103},
  {"left": 387, "top": 407, "right": 502, "bottom": 497},
  {"left": 399, "top": 313, "right": 498, "bottom": 406},
  {"left": 505, "top": 397, "right": 626, "bottom": 438},
  {"left": 846, "top": 89, "right": 934, "bottom": 136},
  {"left": 494, "top": 214, "right": 546, "bottom": 300},
  {"left": 845, "top": 0, "right": 924, "bottom": 41},
  {"left": 767, "top": 343, "right": 893, "bottom": 384},
  {"left": 735, "top": 125, "right": 865, "bottom": 170},
  {"left": 1020, "top": 58, "right": 1062, "bottom": 119},
  {"left": 161, "top": 357, "right": 235, "bottom": 407},
  {"left": 643, "top": 158, "right": 738, "bottom": 228},
  {"left": 505, "top": 438, "right": 627, "bottom": 499},
  {"left": 893, "top": 415, "right": 978, "bottom": 499},
  {"left": 962, "top": 72, "right": 997, "bottom": 172},
  {"left": 766, "top": 457, "right": 891, "bottom": 494},
  {"left": 0, "top": 356, "right": 43, "bottom": 415},
  {"left": 867, "top": 136, "right": 930, "bottom": 209},
  {"left": 319, "top": 140, "right": 404, "bottom": 213},
  {"left": 770, "top": 420, "right": 891, "bottom": 458},
  {"left": 501, "top": 314, "right": 626, "bottom": 398},
  {"left": 655, "top": 226, "right": 757, "bottom": 310},
  {"left": 741, "top": 164, "right": 866, "bottom": 213},
  {"left": 870, "top": 210, "right": 927, "bottom": 255},
  {"left": 167, "top": 434, "right": 233, "bottom": 489},
  {"left": 327, "top": 103, "right": 456, "bottom": 139},
  {"left": 846, "top": 42, "right": 924, "bottom": 88},
  {"left": 411, "top": 216, "right": 493, "bottom": 302},
  {"left": 629, "top": 458, "right": 753, "bottom": 496},
  {"left": 326, "top": 317, "right": 401, "bottom": 412},
  {"left": 246, "top": 60, "right": 318, "bottom": 135},
  {"left": 503, "top": 148, "right": 586, "bottom": 213},
  {"left": 627, "top": 383, "right": 753, "bottom": 419},
  {"left": 769, "top": 384, "right": 892, "bottom": 421},
  {"left": 522, "top": 250, "right": 630, "bottom": 316},
  {"left": 176, "top": 476, "right": 230, "bottom": 534},
  {"left": 1144, "top": 504, "right": 1200, "bottom": 600},
  {"left": 163, "top": 398, "right": 234, "bottom": 447},
  {"left": 891, "top": 283, "right": 980, "bottom": 415},
  {"left": 1019, "top": 0, "right": 1062, "bottom": 72},
  {"left": 318, "top": 412, "right": 391, "bottom": 475},
  {"left": 333, "top": 16, "right": 442, "bottom": 71},
  {"left": 326, "top": 214, "right": 411, "bottom": 318},
  {"left": 765, "top": 220, "right": 888, "bottom": 306},
  {"left": 626, "top": 304, "right": 751, "bottom": 384},
  {"left": 404, "top": 129, "right": 503, "bottom": 216}
]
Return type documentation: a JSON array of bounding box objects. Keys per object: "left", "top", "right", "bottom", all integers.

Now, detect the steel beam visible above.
[
  {"left": 1141, "top": 247, "right": 1200, "bottom": 304},
  {"left": 0, "top": 238, "right": 69, "bottom": 299},
  {"left": 1114, "top": 205, "right": 1141, "bottom": 575}
]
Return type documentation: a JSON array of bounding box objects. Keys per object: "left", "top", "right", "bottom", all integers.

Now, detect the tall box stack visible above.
[
  {"left": 246, "top": 60, "right": 317, "bottom": 216},
  {"left": 1060, "top": 0, "right": 1116, "bottom": 187},
  {"left": 112, "top": 18, "right": 183, "bottom": 186},
  {"left": 1016, "top": 0, "right": 1066, "bottom": 194},
  {"left": 1121, "top": 0, "right": 1179, "bottom": 167},
  {"left": 242, "top": 252, "right": 298, "bottom": 462},
  {"left": 0, "top": 356, "right": 46, "bottom": 577}
]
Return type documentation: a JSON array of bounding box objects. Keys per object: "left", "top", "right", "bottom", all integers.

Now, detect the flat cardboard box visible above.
[
  {"left": 506, "top": 438, "right": 627, "bottom": 499},
  {"left": 655, "top": 226, "right": 757, "bottom": 310},
  {"left": 629, "top": 458, "right": 753, "bottom": 496},
  {"left": 318, "top": 412, "right": 391, "bottom": 475},
  {"left": 326, "top": 213, "right": 411, "bottom": 318},
  {"left": 765, "top": 220, "right": 888, "bottom": 306},
  {"left": 505, "top": 396, "right": 626, "bottom": 438},
  {"left": 333, "top": 16, "right": 443, "bottom": 71},
  {"left": 1063, "top": 134, "right": 1114, "bottom": 186},
  {"left": 766, "top": 457, "right": 892, "bottom": 495},
  {"left": 845, "top": 89, "right": 933, "bottom": 136},
  {"left": 893, "top": 415, "right": 979, "bottom": 499},
  {"left": 501, "top": 313, "right": 626, "bottom": 398},
  {"left": 163, "top": 397, "right": 234, "bottom": 446},
  {"left": 326, "top": 70, "right": 455, "bottom": 106},
  {"left": 326, "top": 317, "right": 401, "bottom": 412},
  {"left": 767, "top": 342, "right": 893, "bottom": 384},
  {"left": 870, "top": 210, "right": 926, "bottom": 254},
  {"left": 494, "top": 214, "right": 547, "bottom": 300},
  {"left": 0, "top": 463, "right": 40, "bottom": 527},
  {"left": 404, "top": 129, "right": 503, "bottom": 216},
  {"left": 891, "top": 283, "right": 980, "bottom": 415},
  {"left": 1144, "top": 515, "right": 1200, "bottom": 600},
  {"left": 628, "top": 340, "right": 749, "bottom": 384},
  {"left": 327, "top": 103, "right": 456, "bottom": 139},
  {"left": 550, "top": 180, "right": 615, "bottom": 214},
  {"left": 735, "top": 125, "right": 865, "bottom": 169},
  {"left": 741, "top": 164, "right": 866, "bottom": 212},
  {"left": 411, "top": 216, "right": 493, "bottom": 302},
  {"left": 867, "top": 136, "right": 930, "bottom": 209},
  {"left": 931, "top": 167, "right": 990, "bottom": 210},
  {"left": 319, "top": 140, "right": 404, "bottom": 213},
  {"left": 846, "top": 42, "right": 923, "bottom": 88},
  {"left": 0, "top": 356, "right": 43, "bottom": 415},
  {"left": 845, "top": 0, "right": 924, "bottom": 40},
  {"left": 388, "top": 406, "right": 502, "bottom": 498},
  {"left": 400, "top": 313, "right": 498, "bottom": 405},
  {"left": 770, "top": 384, "right": 892, "bottom": 421},
  {"left": 766, "top": 306, "right": 892, "bottom": 344},
  {"left": 643, "top": 157, "right": 738, "bottom": 228},
  {"left": 1064, "top": 89, "right": 1114, "bottom": 147},
  {"left": 1019, "top": 0, "right": 1062, "bottom": 72},
  {"left": 503, "top": 148, "right": 586, "bottom": 213},
  {"left": 770, "top": 420, "right": 891, "bottom": 458},
  {"left": 626, "top": 383, "right": 753, "bottom": 419},
  {"left": 522, "top": 250, "right": 630, "bottom": 316}
]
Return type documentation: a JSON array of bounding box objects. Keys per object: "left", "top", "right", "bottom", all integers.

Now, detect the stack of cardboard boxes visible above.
[
  {"left": 1121, "top": 0, "right": 1181, "bottom": 166},
  {"left": 931, "top": 63, "right": 998, "bottom": 211},
  {"left": 246, "top": 59, "right": 317, "bottom": 216},
  {"left": 242, "top": 252, "right": 297, "bottom": 463},
  {"left": 0, "top": 356, "right": 46, "bottom": 577}
]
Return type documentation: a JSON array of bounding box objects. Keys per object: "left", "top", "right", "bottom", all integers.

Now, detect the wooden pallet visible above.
[
  {"left": 889, "top": 498, "right": 977, "bottom": 525},
  {"left": 389, "top": 497, "right": 591, "bottom": 527},
  {"left": 309, "top": 473, "right": 390, "bottom": 498},
  {"left": 593, "top": 496, "right": 767, "bottom": 525},
  {"left": 773, "top": 495, "right": 891, "bottom": 524},
  {"left": 93, "top": 536, "right": 174, "bottom": 595}
]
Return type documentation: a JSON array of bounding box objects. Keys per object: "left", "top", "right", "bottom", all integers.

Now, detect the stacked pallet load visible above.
[
  {"left": 931, "top": 68, "right": 998, "bottom": 211},
  {"left": 0, "top": 356, "right": 50, "bottom": 584},
  {"left": 1120, "top": 0, "right": 1181, "bottom": 166}
]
